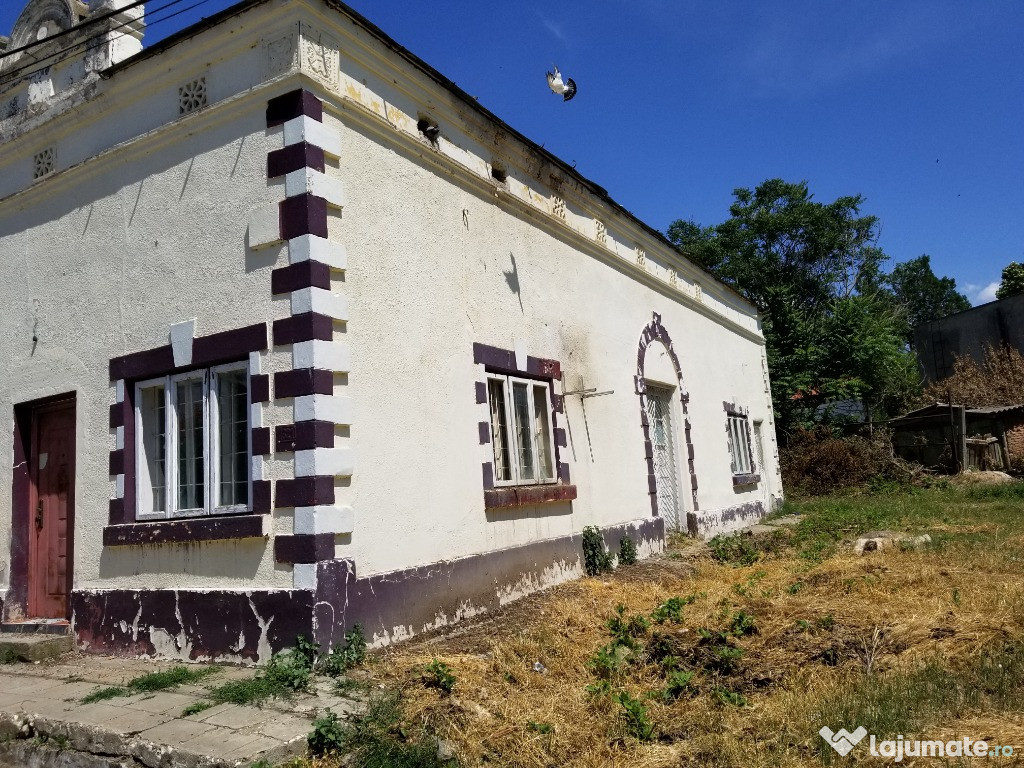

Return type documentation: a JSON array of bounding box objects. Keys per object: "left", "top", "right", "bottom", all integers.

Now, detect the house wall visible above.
[{"left": 0, "top": 0, "right": 781, "bottom": 658}]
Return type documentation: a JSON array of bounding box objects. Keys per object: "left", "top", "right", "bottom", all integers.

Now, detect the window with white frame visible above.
[
  {"left": 727, "top": 413, "right": 754, "bottom": 476},
  {"left": 135, "top": 363, "right": 250, "bottom": 518},
  {"left": 487, "top": 374, "right": 556, "bottom": 485}
]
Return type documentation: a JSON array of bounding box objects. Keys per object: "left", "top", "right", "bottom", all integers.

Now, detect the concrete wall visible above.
[{"left": 915, "top": 293, "right": 1024, "bottom": 382}]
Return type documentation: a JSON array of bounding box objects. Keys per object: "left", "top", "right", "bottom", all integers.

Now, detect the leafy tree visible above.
[
  {"left": 668, "top": 179, "right": 917, "bottom": 434},
  {"left": 885, "top": 255, "right": 971, "bottom": 345},
  {"left": 996, "top": 262, "right": 1024, "bottom": 300}
]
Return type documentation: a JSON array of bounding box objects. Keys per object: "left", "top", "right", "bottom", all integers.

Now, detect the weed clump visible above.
[
  {"left": 81, "top": 665, "right": 218, "bottom": 704},
  {"left": 582, "top": 526, "right": 614, "bottom": 575},
  {"left": 424, "top": 659, "right": 456, "bottom": 694},
  {"left": 618, "top": 536, "right": 638, "bottom": 565}
]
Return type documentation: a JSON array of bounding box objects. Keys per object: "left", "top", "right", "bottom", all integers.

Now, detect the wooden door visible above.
[{"left": 27, "top": 400, "right": 75, "bottom": 619}]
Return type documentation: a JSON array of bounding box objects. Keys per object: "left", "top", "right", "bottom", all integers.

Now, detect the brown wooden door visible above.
[{"left": 27, "top": 400, "right": 75, "bottom": 619}]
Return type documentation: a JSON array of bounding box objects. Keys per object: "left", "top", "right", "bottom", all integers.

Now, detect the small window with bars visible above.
[
  {"left": 727, "top": 412, "right": 754, "bottom": 476},
  {"left": 487, "top": 374, "right": 556, "bottom": 486},
  {"left": 135, "top": 363, "right": 250, "bottom": 519}
]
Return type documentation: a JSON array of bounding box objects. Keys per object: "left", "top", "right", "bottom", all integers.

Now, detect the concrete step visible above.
[
  {"left": 0, "top": 633, "right": 74, "bottom": 663},
  {"left": 1, "top": 620, "right": 70, "bottom": 636}
]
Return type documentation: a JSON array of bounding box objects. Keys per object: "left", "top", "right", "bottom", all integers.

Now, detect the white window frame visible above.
[
  {"left": 727, "top": 413, "right": 754, "bottom": 476},
  {"left": 487, "top": 374, "right": 558, "bottom": 487},
  {"left": 134, "top": 363, "right": 251, "bottom": 520}
]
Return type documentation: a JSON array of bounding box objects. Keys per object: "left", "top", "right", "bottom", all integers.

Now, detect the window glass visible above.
[
  {"left": 138, "top": 384, "right": 166, "bottom": 514},
  {"left": 512, "top": 381, "right": 535, "bottom": 480},
  {"left": 533, "top": 384, "right": 554, "bottom": 480},
  {"left": 217, "top": 369, "right": 248, "bottom": 507},
  {"left": 176, "top": 377, "right": 205, "bottom": 511},
  {"left": 488, "top": 379, "right": 512, "bottom": 482}
]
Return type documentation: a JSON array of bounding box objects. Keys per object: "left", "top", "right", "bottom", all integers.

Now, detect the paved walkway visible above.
[{"left": 0, "top": 654, "right": 359, "bottom": 767}]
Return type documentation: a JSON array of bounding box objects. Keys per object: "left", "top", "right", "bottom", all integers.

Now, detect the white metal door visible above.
[{"left": 646, "top": 386, "right": 680, "bottom": 530}]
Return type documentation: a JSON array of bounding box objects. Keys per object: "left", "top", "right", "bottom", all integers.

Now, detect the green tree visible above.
[
  {"left": 886, "top": 255, "right": 971, "bottom": 345},
  {"left": 996, "top": 261, "right": 1024, "bottom": 300},
  {"left": 667, "top": 179, "right": 917, "bottom": 434}
]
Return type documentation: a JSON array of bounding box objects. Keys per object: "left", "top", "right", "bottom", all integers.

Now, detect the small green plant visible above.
[
  {"left": 582, "top": 526, "right": 614, "bottom": 575},
  {"left": 205, "top": 651, "right": 310, "bottom": 707},
  {"left": 614, "top": 690, "right": 656, "bottom": 742},
  {"left": 796, "top": 619, "right": 812, "bottom": 632},
  {"left": 293, "top": 634, "right": 320, "bottom": 670},
  {"left": 607, "top": 604, "right": 649, "bottom": 649},
  {"left": 588, "top": 643, "right": 629, "bottom": 679},
  {"left": 182, "top": 701, "right": 213, "bottom": 718},
  {"left": 424, "top": 659, "right": 456, "bottom": 694},
  {"left": 334, "top": 675, "right": 370, "bottom": 698},
  {"left": 817, "top": 613, "right": 836, "bottom": 631},
  {"left": 527, "top": 720, "right": 554, "bottom": 734},
  {"left": 952, "top": 588, "right": 962, "bottom": 607},
  {"left": 787, "top": 580, "right": 806, "bottom": 595},
  {"left": 584, "top": 679, "right": 614, "bottom": 697},
  {"left": 1, "top": 648, "right": 19, "bottom": 665},
  {"left": 696, "top": 629, "right": 745, "bottom": 674},
  {"left": 663, "top": 669, "right": 695, "bottom": 701},
  {"left": 308, "top": 708, "right": 347, "bottom": 757},
  {"left": 651, "top": 594, "right": 696, "bottom": 624},
  {"left": 618, "top": 536, "right": 638, "bottom": 566},
  {"left": 729, "top": 610, "right": 757, "bottom": 637},
  {"left": 81, "top": 686, "right": 126, "bottom": 704},
  {"left": 714, "top": 687, "right": 748, "bottom": 707},
  {"left": 708, "top": 533, "right": 759, "bottom": 566},
  {"left": 321, "top": 624, "right": 367, "bottom": 676}
]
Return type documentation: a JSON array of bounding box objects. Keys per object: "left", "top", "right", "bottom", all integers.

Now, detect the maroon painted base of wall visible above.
[
  {"left": 70, "top": 588, "right": 314, "bottom": 662},
  {"left": 686, "top": 500, "right": 767, "bottom": 539},
  {"left": 69, "top": 517, "right": 665, "bottom": 660},
  {"left": 312, "top": 516, "right": 665, "bottom": 650}
]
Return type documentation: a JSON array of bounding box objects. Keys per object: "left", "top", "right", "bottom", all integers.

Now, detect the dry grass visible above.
[{"left": 293, "top": 486, "right": 1024, "bottom": 767}]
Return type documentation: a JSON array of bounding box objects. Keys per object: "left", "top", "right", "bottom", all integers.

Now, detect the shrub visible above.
[
  {"left": 618, "top": 536, "right": 638, "bottom": 565},
  {"left": 708, "top": 533, "right": 760, "bottom": 566},
  {"left": 781, "top": 426, "right": 905, "bottom": 496},
  {"left": 582, "top": 526, "right": 614, "bottom": 575}
]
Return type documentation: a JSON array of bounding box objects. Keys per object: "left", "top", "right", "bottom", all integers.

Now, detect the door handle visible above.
[{"left": 35, "top": 499, "right": 44, "bottom": 531}]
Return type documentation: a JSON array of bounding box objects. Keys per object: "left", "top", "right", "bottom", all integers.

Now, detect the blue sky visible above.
[{"left": 4, "top": 0, "right": 1022, "bottom": 304}]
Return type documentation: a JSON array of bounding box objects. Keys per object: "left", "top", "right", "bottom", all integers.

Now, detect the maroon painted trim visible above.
[
  {"left": 558, "top": 462, "right": 571, "bottom": 483},
  {"left": 481, "top": 462, "right": 494, "bottom": 490},
  {"left": 733, "top": 473, "right": 761, "bottom": 487},
  {"left": 109, "top": 323, "right": 268, "bottom": 381},
  {"left": 274, "top": 533, "right": 334, "bottom": 564},
  {"left": 109, "top": 498, "right": 126, "bottom": 525},
  {"left": 250, "top": 374, "right": 270, "bottom": 403},
  {"left": 109, "top": 449, "right": 124, "bottom": 476},
  {"left": 103, "top": 514, "right": 266, "bottom": 546},
  {"left": 252, "top": 427, "right": 271, "bottom": 456},
  {"left": 554, "top": 427, "right": 567, "bottom": 448},
  {"left": 280, "top": 194, "right": 328, "bottom": 240},
  {"left": 266, "top": 89, "right": 323, "bottom": 127},
  {"left": 271, "top": 260, "right": 332, "bottom": 295},
  {"left": 275, "top": 476, "right": 334, "bottom": 508},
  {"left": 267, "top": 142, "right": 325, "bottom": 178},
  {"left": 253, "top": 480, "right": 272, "bottom": 514},
  {"left": 484, "top": 484, "right": 577, "bottom": 509},
  {"left": 274, "top": 368, "right": 333, "bottom": 398},
  {"left": 276, "top": 421, "right": 335, "bottom": 452},
  {"left": 478, "top": 421, "right": 490, "bottom": 445},
  {"left": 71, "top": 588, "right": 314, "bottom": 663},
  {"left": 635, "top": 312, "right": 699, "bottom": 513},
  {"left": 471, "top": 343, "right": 561, "bottom": 381},
  {"left": 273, "top": 312, "right": 333, "bottom": 346},
  {"left": 475, "top": 381, "right": 487, "bottom": 404},
  {"left": 526, "top": 356, "right": 561, "bottom": 379},
  {"left": 109, "top": 402, "right": 124, "bottom": 428}
]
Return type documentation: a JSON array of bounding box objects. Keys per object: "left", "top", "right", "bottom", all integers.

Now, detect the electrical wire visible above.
[{"left": 0, "top": 0, "right": 214, "bottom": 87}]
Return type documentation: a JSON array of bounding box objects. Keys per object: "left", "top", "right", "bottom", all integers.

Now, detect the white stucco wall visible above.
[{"left": 0, "top": 0, "right": 782, "bottom": 610}]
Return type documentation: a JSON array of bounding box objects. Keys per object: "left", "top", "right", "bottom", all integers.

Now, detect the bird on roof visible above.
[{"left": 546, "top": 65, "right": 577, "bottom": 102}]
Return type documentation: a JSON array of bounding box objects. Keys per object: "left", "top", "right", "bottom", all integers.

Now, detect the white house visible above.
[{"left": 0, "top": 0, "right": 782, "bottom": 662}]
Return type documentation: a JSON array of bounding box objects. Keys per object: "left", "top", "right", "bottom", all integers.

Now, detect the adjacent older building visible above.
[
  {"left": 0, "top": 0, "right": 782, "bottom": 661},
  {"left": 914, "top": 293, "right": 1024, "bottom": 382}
]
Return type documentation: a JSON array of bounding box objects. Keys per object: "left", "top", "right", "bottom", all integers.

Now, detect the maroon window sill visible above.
[
  {"left": 484, "top": 484, "right": 577, "bottom": 509},
  {"left": 103, "top": 513, "right": 267, "bottom": 547},
  {"left": 732, "top": 473, "right": 761, "bottom": 487}
]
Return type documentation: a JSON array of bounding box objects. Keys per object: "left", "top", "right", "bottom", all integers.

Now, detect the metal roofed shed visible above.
[{"left": 890, "top": 403, "right": 1024, "bottom": 473}]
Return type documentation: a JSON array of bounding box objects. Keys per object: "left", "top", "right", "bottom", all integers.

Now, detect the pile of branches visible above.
[{"left": 920, "top": 344, "right": 1024, "bottom": 408}]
